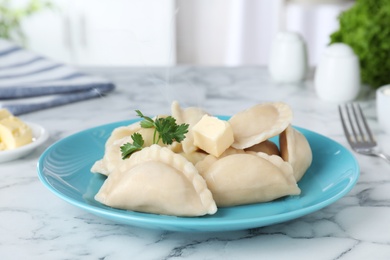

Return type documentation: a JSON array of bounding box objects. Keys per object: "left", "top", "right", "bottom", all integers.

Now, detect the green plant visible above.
[
  {"left": 330, "top": 0, "right": 390, "bottom": 89},
  {"left": 0, "top": 0, "right": 53, "bottom": 45}
]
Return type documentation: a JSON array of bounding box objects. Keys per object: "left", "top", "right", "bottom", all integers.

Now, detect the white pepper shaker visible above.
[
  {"left": 269, "top": 31, "right": 308, "bottom": 83},
  {"left": 376, "top": 85, "right": 390, "bottom": 134},
  {"left": 314, "top": 43, "right": 360, "bottom": 102}
]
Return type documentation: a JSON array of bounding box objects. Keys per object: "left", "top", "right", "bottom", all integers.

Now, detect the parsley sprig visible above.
[
  {"left": 120, "top": 110, "right": 189, "bottom": 159},
  {"left": 120, "top": 133, "right": 144, "bottom": 159}
]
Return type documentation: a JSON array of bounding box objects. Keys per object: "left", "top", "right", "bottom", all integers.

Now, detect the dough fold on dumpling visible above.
[
  {"left": 91, "top": 122, "right": 142, "bottom": 176},
  {"left": 91, "top": 117, "right": 173, "bottom": 176},
  {"left": 200, "top": 153, "right": 300, "bottom": 207},
  {"left": 95, "top": 145, "right": 217, "bottom": 217},
  {"left": 180, "top": 151, "right": 208, "bottom": 165},
  {"left": 279, "top": 125, "right": 312, "bottom": 182},
  {"left": 245, "top": 140, "right": 280, "bottom": 156},
  {"left": 195, "top": 147, "right": 246, "bottom": 174},
  {"left": 229, "top": 102, "right": 293, "bottom": 149}
]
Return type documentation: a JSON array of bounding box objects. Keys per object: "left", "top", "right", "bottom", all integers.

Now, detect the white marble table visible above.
[{"left": 1, "top": 67, "right": 390, "bottom": 259}]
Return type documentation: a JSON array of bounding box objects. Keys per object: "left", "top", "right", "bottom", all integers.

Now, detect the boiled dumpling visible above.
[
  {"left": 95, "top": 145, "right": 217, "bottom": 217},
  {"left": 91, "top": 118, "right": 172, "bottom": 176},
  {"left": 245, "top": 140, "right": 280, "bottom": 156},
  {"left": 91, "top": 122, "right": 142, "bottom": 176},
  {"left": 171, "top": 100, "right": 208, "bottom": 126},
  {"left": 279, "top": 125, "right": 312, "bottom": 182},
  {"left": 180, "top": 150, "right": 208, "bottom": 165},
  {"left": 200, "top": 153, "right": 301, "bottom": 207},
  {"left": 195, "top": 147, "right": 246, "bottom": 174},
  {"left": 229, "top": 102, "right": 293, "bottom": 149}
]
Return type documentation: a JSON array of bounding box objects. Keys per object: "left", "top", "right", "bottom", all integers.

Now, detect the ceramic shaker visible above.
[
  {"left": 376, "top": 85, "right": 390, "bottom": 134},
  {"left": 314, "top": 43, "right": 360, "bottom": 102},
  {"left": 269, "top": 31, "right": 308, "bottom": 83}
]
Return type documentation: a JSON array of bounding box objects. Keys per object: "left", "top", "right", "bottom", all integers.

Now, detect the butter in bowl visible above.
[
  {"left": 0, "top": 109, "right": 33, "bottom": 151},
  {"left": 0, "top": 109, "right": 49, "bottom": 163}
]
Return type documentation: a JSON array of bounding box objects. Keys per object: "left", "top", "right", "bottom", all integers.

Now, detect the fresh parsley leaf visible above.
[
  {"left": 154, "top": 116, "right": 189, "bottom": 145},
  {"left": 121, "top": 110, "right": 189, "bottom": 160},
  {"left": 174, "top": 123, "right": 189, "bottom": 143},
  {"left": 120, "top": 133, "right": 144, "bottom": 159},
  {"left": 136, "top": 110, "right": 154, "bottom": 128}
]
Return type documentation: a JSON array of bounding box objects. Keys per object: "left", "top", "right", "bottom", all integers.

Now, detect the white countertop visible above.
[{"left": 1, "top": 66, "right": 390, "bottom": 259}]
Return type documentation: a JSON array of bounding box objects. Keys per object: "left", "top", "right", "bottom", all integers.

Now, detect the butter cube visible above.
[
  {"left": 0, "top": 116, "right": 33, "bottom": 150},
  {"left": 192, "top": 115, "right": 234, "bottom": 157}
]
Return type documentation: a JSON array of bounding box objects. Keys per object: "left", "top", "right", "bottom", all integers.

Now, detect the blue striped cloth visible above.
[{"left": 0, "top": 39, "right": 115, "bottom": 115}]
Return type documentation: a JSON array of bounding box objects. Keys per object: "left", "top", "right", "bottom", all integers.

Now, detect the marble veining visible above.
[{"left": 1, "top": 66, "right": 390, "bottom": 260}]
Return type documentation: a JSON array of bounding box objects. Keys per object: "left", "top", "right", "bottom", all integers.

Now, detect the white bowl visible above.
[{"left": 0, "top": 122, "right": 49, "bottom": 163}]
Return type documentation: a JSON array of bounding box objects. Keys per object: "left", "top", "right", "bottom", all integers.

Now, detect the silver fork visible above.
[{"left": 338, "top": 103, "right": 390, "bottom": 163}]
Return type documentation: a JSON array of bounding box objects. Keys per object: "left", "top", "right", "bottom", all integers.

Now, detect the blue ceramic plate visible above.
[{"left": 37, "top": 118, "right": 359, "bottom": 232}]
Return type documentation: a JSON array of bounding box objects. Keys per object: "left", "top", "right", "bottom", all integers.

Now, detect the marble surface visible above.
[{"left": 1, "top": 66, "right": 390, "bottom": 259}]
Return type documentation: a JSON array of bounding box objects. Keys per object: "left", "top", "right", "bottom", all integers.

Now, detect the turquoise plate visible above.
[{"left": 37, "top": 117, "right": 360, "bottom": 232}]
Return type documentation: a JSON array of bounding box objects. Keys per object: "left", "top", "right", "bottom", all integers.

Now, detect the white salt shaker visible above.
[
  {"left": 269, "top": 31, "right": 308, "bottom": 83},
  {"left": 377, "top": 85, "right": 390, "bottom": 134},
  {"left": 314, "top": 43, "right": 360, "bottom": 102}
]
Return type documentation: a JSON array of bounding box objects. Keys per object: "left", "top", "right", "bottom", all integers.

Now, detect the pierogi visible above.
[
  {"left": 245, "top": 140, "right": 280, "bottom": 156},
  {"left": 91, "top": 119, "right": 172, "bottom": 176},
  {"left": 91, "top": 101, "right": 312, "bottom": 217},
  {"left": 279, "top": 125, "right": 312, "bottom": 181},
  {"left": 199, "top": 153, "right": 301, "bottom": 207},
  {"left": 229, "top": 102, "right": 292, "bottom": 149},
  {"left": 95, "top": 145, "right": 217, "bottom": 217},
  {"left": 91, "top": 122, "right": 142, "bottom": 176}
]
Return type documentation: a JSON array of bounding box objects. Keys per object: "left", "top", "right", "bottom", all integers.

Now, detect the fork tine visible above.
[
  {"left": 339, "top": 104, "right": 389, "bottom": 163},
  {"left": 338, "top": 105, "right": 353, "bottom": 145},
  {"left": 350, "top": 103, "right": 365, "bottom": 142},
  {"left": 345, "top": 103, "right": 359, "bottom": 143},
  {"left": 356, "top": 104, "right": 376, "bottom": 144}
]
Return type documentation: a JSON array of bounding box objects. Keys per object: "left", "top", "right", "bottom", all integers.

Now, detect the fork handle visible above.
[
  {"left": 378, "top": 153, "right": 390, "bottom": 164},
  {"left": 373, "top": 152, "right": 390, "bottom": 164},
  {"left": 359, "top": 150, "right": 390, "bottom": 164}
]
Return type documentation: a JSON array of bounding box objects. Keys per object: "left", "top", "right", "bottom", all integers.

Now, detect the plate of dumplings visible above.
[{"left": 37, "top": 102, "right": 359, "bottom": 232}]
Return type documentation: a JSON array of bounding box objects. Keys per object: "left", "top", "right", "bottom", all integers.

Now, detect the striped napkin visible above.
[{"left": 0, "top": 39, "right": 115, "bottom": 115}]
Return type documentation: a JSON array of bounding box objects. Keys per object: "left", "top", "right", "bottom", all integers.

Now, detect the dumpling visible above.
[
  {"left": 171, "top": 100, "right": 208, "bottom": 126},
  {"left": 229, "top": 102, "right": 293, "bottom": 149},
  {"left": 95, "top": 145, "right": 217, "bottom": 217},
  {"left": 279, "top": 125, "right": 312, "bottom": 182},
  {"left": 91, "top": 117, "right": 173, "bottom": 176},
  {"left": 91, "top": 122, "right": 142, "bottom": 176},
  {"left": 179, "top": 150, "right": 208, "bottom": 165},
  {"left": 245, "top": 140, "right": 280, "bottom": 156},
  {"left": 200, "top": 153, "right": 301, "bottom": 207},
  {"left": 171, "top": 101, "right": 209, "bottom": 154},
  {"left": 195, "top": 147, "right": 246, "bottom": 174}
]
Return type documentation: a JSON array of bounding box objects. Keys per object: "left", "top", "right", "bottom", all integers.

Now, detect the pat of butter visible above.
[
  {"left": 0, "top": 109, "right": 12, "bottom": 120},
  {"left": 0, "top": 116, "right": 33, "bottom": 150},
  {"left": 192, "top": 115, "right": 234, "bottom": 157}
]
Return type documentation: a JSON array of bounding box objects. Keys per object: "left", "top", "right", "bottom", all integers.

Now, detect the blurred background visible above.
[{"left": 1, "top": 0, "right": 354, "bottom": 67}]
